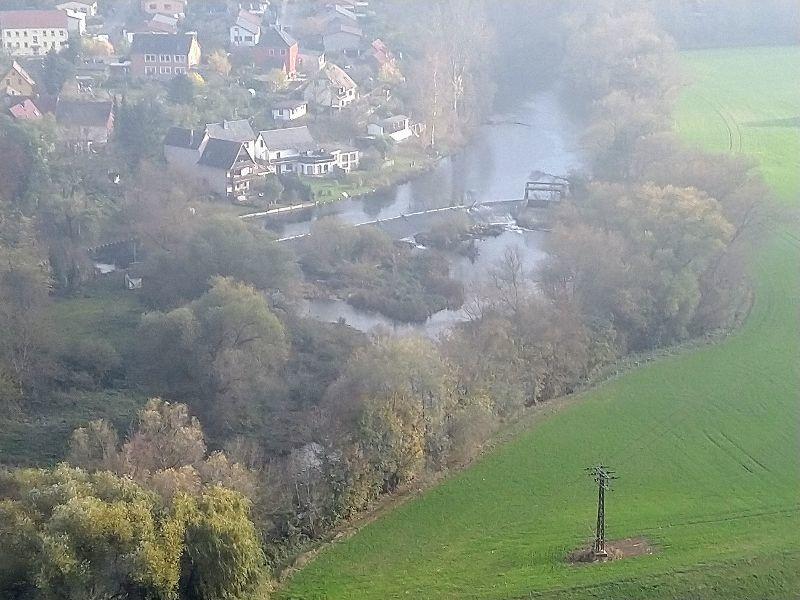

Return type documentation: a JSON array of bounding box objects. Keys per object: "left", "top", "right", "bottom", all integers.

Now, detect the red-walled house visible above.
[{"left": 253, "top": 25, "right": 298, "bottom": 77}]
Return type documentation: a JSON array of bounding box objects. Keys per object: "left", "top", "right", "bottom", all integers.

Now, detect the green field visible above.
[{"left": 281, "top": 47, "right": 800, "bottom": 599}]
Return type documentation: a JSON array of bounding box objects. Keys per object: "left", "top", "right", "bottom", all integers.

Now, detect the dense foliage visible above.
[{"left": 0, "top": 0, "right": 779, "bottom": 595}]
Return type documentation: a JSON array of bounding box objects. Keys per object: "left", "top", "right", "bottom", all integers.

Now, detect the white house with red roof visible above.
[{"left": 0, "top": 10, "right": 70, "bottom": 56}]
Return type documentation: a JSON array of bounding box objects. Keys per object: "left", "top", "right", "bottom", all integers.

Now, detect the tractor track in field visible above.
[{"left": 695, "top": 93, "right": 743, "bottom": 152}]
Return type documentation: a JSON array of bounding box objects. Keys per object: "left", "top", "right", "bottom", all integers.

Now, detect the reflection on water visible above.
[{"left": 288, "top": 90, "right": 583, "bottom": 336}]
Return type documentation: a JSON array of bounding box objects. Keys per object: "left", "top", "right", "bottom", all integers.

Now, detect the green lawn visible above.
[{"left": 280, "top": 46, "right": 800, "bottom": 599}]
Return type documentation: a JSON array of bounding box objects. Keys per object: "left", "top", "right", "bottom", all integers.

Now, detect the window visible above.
[
  {"left": 149, "top": 3, "right": 157, "bottom": 8},
  {"left": 5, "top": 42, "right": 10, "bottom": 48},
  {"left": 50, "top": 30, "right": 55, "bottom": 36},
  {"left": 60, "top": 30, "right": 66, "bottom": 37},
  {"left": 159, "top": 54, "right": 171, "bottom": 62},
  {"left": 174, "top": 55, "right": 185, "bottom": 62},
  {"left": 145, "top": 66, "right": 156, "bottom": 74},
  {"left": 269, "top": 48, "right": 274, "bottom": 55},
  {"left": 145, "top": 54, "right": 156, "bottom": 62},
  {"left": 159, "top": 66, "right": 171, "bottom": 74},
  {"left": 174, "top": 67, "right": 185, "bottom": 74},
  {"left": 245, "top": 35, "right": 253, "bottom": 41}
]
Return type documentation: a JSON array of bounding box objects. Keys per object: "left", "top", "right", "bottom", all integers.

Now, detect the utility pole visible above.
[{"left": 586, "top": 465, "right": 616, "bottom": 557}]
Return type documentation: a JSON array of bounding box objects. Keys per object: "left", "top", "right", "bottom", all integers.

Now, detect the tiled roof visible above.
[
  {"left": 0, "top": 10, "right": 69, "bottom": 30},
  {"left": 325, "top": 22, "right": 363, "bottom": 37},
  {"left": 272, "top": 98, "right": 307, "bottom": 109},
  {"left": 206, "top": 119, "right": 256, "bottom": 143},
  {"left": 164, "top": 126, "right": 206, "bottom": 150},
  {"left": 260, "top": 25, "right": 297, "bottom": 48},
  {"left": 130, "top": 32, "right": 195, "bottom": 55},
  {"left": 236, "top": 9, "right": 261, "bottom": 32},
  {"left": 198, "top": 138, "right": 251, "bottom": 169},
  {"left": 320, "top": 63, "right": 356, "bottom": 90},
  {"left": 259, "top": 125, "right": 316, "bottom": 151},
  {"left": 55, "top": 99, "right": 113, "bottom": 127},
  {"left": 3, "top": 61, "right": 36, "bottom": 87},
  {"left": 9, "top": 98, "right": 41, "bottom": 120}
]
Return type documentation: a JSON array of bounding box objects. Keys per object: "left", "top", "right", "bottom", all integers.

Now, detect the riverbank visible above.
[{"left": 261, "top": 91, "right": 582, "bottom": 335}]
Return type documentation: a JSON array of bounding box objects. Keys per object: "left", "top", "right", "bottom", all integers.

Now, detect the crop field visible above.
[{"left": 281, "top": 46, "right": 800, "bottom": 599}]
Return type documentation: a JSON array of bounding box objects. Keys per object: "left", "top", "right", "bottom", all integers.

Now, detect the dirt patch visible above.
[{"left": 568, "top": 537, "right": 655, "bottom": 564}]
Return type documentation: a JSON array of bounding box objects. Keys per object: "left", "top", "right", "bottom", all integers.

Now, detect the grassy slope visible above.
[
  {"left": 0, "top": 277, "right": 147, "bottom": 466},
  {"left": 281, "top": 47, "right": 800, "bottom": 599}
]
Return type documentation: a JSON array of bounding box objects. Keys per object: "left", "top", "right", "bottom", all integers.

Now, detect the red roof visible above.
[
  {"left": 0, "top": 10, "right": 69, "bottom": 30},
  {"left": 9, "top": 99, "right": 42, "bottom": 120}
]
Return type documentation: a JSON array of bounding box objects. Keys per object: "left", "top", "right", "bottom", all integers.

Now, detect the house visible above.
[
  {"left": 230, "top": 10, "right": 261, "bottom": 47},
  {"left": 322, "top": 23, "right": 363, "bottom": 55},
  {"left": 239, "top": 2, "right": 270, "bottom": 15},
  {"left": 55, "top": 99, "right": 114, "bottom": 145},
  {"left": 60, "top": 8, "right": 87, "bottom": 35},
  {"left": 140, "top": 0, "right": 187, "bottom": 18},
  {"left": 130, "top": 32, "right": 201, "bottom": 79},
  {"left": 296, "top": 151, "right": 337, "bottom": 177},
  {"left": 164, "top": 127, "right": 262, "bottom": 198},
  {"left": 55, "top": 2, "right": 98, "bottom": 17},
  {"left": 1, "top": 61, "right": 37, "bottom": 96},
  {"left": 125, "top": 14, "right": 179, "bottom": 41},
  {"left": 368, "top": 115, "right": 412, "bottom": 142},
  {"left": 303, "top": 62, "right": 357, "bottom": 109},
  {"left": 205, "top": 119, "right": 261, "bottom": 163},
  {"left": 323, "top": 4, "right": 359, "bottom": 28},
  {"left": 330, "top": 144, "right": 360, "bottom": 172},
  {"left": 8, "top": 98, "right": 42, "bottom": 120},
  {"left": 253, "top": 25, "right": 298, "bottom": 77},
  {"left": 0, "top": 10, "right": 70, "bottom": 57},
  {"left": 297, "top": 49, "right": 325, "bottom": 75},
  {"left": 257, "top": 125, "right": 316, "bottom": 172},
  {"left": 163, "top": 126, "right": 208, "bottom": 171},
  {"left": 196, "top": 139, "right": 261, "bottom": 198},
  {"left": 271, "top": 99, "right": 307, "bottom": 121},
  {"left": 295, "top": 145, "right": 359, "bottom": 176}
]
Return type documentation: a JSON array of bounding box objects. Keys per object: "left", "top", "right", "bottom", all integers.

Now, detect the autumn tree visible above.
[
  {"left": 139, "top": 214, "right": 297, "bottom": 309},
  {"left": 69, "top": 399, "right": 259, "bottom": 502},
  {"left": 133, "top": 279, "right": 289, "bottom": 435},
  {"left": 324, "top": 337, "right": 457, "bottom": 494},
  {"left": 0, "top": 465, "right": 269, "bottom": 600}
]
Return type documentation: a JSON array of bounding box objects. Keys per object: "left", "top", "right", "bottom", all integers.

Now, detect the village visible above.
[{"left": 0, "top": 0, "right": 427, "bottom": 207}]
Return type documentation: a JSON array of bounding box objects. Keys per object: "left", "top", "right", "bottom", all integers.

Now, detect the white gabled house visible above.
[
  {"left": 303, "top": 63, "right": 357, "bottom": 110},
  {"left": 368, "top": 115, "right": 412, "bottom": 142},
  {"left": 271, "top": 99, "right": 308, "bottom": 121},
  {"left": 256, "top": 125, "right": 316, "bottom": 172},
  {"left": 230, "top": 10, "right": 261, "bottom": 47}
]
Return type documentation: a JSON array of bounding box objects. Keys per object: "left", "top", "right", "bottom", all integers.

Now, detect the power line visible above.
[{"left": 586, "top": 465, "right": 617, "bottom": 557}]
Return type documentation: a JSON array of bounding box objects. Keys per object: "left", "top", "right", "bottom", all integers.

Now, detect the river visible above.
[{"left": 283, "top": 90, "right": 584, "bottom": 336}]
